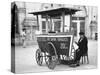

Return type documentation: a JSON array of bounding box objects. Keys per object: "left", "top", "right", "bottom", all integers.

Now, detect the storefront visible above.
[
  {"left": 72, "top": 17, "right": 85, "bottom": 39},
  {"left": 23, "top": 17, "right": 38, "bottom": 41},
  {"left": 39, "top": 15, "right": 85, "bottom": 40}
]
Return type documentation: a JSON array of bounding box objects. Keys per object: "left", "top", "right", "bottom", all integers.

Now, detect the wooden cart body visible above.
[{"left": 37, "top": 33, "right": 74, "bottom": 58}]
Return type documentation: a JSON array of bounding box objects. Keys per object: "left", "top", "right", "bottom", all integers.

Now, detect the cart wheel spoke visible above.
[{"left": 45, "top": 52, "right": 50, "bottom": 65}]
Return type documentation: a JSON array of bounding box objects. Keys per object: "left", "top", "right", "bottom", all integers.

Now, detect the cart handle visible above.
[{"left": 48, "top": 42, "right": 58, "bottom": 59}]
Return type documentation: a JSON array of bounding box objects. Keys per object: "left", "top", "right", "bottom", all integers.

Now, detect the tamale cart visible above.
[{"left": 29, "top": 7, "right": 80, "bottom": 69}]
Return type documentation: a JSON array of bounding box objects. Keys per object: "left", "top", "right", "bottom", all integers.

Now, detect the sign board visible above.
[{"left": 37, "top": 35, "right": 73, "bottom": 57}]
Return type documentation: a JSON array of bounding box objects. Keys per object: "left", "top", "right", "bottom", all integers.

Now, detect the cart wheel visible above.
[
  {"left": 47, "top": 55, "right": 57, "bottom": 69},
  {"left": 36, "top": 49, "right": 43, "bottom": 66},
  {"left": 46, "top": 43, "right": 58, "bottom": 69},
  {"left": 45, "top": 52, "right": 50, "bottom": 65}
]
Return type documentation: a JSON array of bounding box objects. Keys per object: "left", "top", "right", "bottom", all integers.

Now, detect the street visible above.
[{"left": 15, "top": 39, "right": 97, "bottom": 73}]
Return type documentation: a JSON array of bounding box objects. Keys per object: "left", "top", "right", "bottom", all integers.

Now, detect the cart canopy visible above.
[{"left": 29, "top": 7, "right": 80, "bottom": 17}]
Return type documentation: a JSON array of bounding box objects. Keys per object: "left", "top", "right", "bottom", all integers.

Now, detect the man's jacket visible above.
[{"left": 77, "top": 36, "right": 88, "bottom": 54}]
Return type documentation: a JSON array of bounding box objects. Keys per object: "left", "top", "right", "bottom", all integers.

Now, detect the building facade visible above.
[
  {"left": 40, "top": 3, "right": 98, "bottom": 39},
  {"left": 12, "top": 2, "right": 98, "bottom": 42}
]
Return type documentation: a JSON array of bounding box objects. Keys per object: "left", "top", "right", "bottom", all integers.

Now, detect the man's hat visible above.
[
  {"left": 79, "top": 32, "right": 84, "bottom": 35},
  {"left": 22, "top": 28, "right": 26, "bottom": 31}
]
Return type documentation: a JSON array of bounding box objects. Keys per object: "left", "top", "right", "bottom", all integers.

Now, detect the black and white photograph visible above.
[{"left": 11, "top": 1, "right": 98, "bottom": 74}]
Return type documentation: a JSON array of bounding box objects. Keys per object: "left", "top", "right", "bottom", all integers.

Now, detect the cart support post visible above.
[
  {"left": 37, "top": 15, "right": 42, "bottom": 33},
  {"left": 69, "top": 14, "right": 72, "bottom": 32},
  {"left": 50, "top": 17, "right": 53, "bottom": 31},
  {"left": 52, "top": 19, "right": 54, "bottom": 31},
  {"left": 46, "top": 15, "right": 49, "bottom": 33},
  {"left": 61, "top": 12, "right": 65, "bottom": 32},
  {"left": 36, "top": 15, "right": 39, "bottom": 30}
]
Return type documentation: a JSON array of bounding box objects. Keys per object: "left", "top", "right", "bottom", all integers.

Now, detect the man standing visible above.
[
  {"left": 21, "top": 28, "right": 27, "bottom": 48},
  {"left": 70, "top": 32, "right": 88, "bottom": 67}
]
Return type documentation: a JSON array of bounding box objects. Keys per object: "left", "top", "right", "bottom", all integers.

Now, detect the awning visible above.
[{"left": 29, "top": 7, "right": 80, "bottom": 17}]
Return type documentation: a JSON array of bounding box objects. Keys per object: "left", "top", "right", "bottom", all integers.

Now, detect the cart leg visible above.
[{"left": 84, "top": 56, "right": 86, "bottom": 63}]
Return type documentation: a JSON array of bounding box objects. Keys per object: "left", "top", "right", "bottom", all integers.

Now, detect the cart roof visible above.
[{"left": 29, "top": 7, "right": 80, "bottom": 17}]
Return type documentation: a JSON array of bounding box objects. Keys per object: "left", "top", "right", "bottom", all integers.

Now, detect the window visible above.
[
  {"left": 42, "top": 21, "right": 46, "bottom": 33},
  {"left": 80, "top": 22, "right": 85, "bottom": 33},
  {"left": 72, "top": 22, "right": 77, "bottom": 36},
  {"left": 72, "top": 17, "right": 77, "bottom": 20},
  {"left": 42, "top": 21, "right": 46, "bottom": 29},
  {"left": 79, "top": 17, "right": 85, "bottom": 20},
  {"left": 54, "top": 21, "right": 61, "bottom": 32}
]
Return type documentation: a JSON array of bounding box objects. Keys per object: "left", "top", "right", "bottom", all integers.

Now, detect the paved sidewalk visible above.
[{"left": 15, "top": 39, "right": 97, "bottom": 73}]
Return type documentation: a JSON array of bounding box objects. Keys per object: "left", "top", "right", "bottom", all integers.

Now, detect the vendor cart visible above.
[{"left": 29, "top": 7, "right": 80, "bottom": 69}]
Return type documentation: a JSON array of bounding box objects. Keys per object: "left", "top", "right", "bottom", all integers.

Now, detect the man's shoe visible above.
[
  {"left": 68, "top": 60, "right": 75, "bottom": 65},
  {"left": 69, "top": 63, "right": 80, "bottom": 67},
  {"left": 69, "top": 64, "right": 77, "bottom": 67},
  {"left": 76, "top": 63, "right": 80, "bottom": 66}
]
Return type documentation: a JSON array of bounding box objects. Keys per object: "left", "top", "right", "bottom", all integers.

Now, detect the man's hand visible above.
[
  {"left": 76, "top": 49, "right": 80, "bottom": 52},
  {"left": 75, "top": 41, "right": 78, "bottom": 44}
]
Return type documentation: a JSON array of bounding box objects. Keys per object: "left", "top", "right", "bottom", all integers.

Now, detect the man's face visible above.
[{"left": 80, "top": 35, "right": 84, "bottom": 38}]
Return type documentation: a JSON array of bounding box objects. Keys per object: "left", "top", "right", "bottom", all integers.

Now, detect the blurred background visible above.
[{"left": 11, "top": 2, "right": 98, "bottom": 46}]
